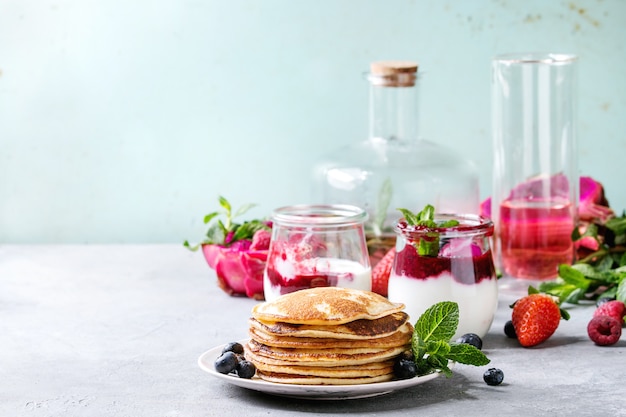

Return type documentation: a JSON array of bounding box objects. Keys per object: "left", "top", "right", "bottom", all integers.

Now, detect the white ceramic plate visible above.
[{"left": 198, "top": 341, "right": 446, "bottom": 400}]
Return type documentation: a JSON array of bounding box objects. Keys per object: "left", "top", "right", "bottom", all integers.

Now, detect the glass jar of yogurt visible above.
[
  {"left": 263, "top": 204, "right": 372, "bottom": 302},
  {"left": 387, "top": 214, "right": 498, "bottom": 339}
]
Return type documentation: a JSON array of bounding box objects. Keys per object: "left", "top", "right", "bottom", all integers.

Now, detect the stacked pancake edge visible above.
[{"left": 247, "top": 287, "right": 413, "bottom": 385}]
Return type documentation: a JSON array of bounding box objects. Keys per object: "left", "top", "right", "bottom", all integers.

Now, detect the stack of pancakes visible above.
[{"left": 246, "top": 287, "right": 413, "bottom": 385}]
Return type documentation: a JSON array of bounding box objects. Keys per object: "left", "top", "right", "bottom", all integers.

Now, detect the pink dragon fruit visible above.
[
  {"left": 202, "top": 233, "right": 269, "bottom": 300},
  {"left": 184, "top": 196, "right": 271, "bottom": 300},
  {"left": 575, "top": 177, "right": 615, "bottom": 257},
  {"left": 578, "top": 176, "right": 614, "bottom": 222}
]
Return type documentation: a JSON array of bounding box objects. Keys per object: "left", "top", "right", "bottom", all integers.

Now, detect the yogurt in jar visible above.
[{"left": 387, "top": 214, "right": 498, "bottom": 339}]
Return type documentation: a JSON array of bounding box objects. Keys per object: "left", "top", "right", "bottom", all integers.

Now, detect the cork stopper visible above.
[{"left": 369, "top": 61, "right": 419, "bottom": 87}]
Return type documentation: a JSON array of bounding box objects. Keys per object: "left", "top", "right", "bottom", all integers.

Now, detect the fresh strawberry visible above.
[
  {"left": 511, "top": 293, "right": 564, "bottom": 347},
  {"left": 371, "top": 247, "right": 395, "bottom": 297},
  {"left": 593, "top": 300, "right": 626, "bottom": 324}
]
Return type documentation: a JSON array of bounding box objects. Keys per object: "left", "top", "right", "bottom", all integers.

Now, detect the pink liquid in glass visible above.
[{"left": 499, "top": 199, "right": 575, "bottom": 279}]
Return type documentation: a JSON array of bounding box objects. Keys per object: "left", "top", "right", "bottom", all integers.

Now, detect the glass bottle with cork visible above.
[{"left": 313, "top": 61, "right": 480, "bottom": 267}]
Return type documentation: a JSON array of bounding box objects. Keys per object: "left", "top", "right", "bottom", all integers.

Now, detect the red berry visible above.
[
  {"left": 250, "top": 229, "right": 271, "bottom": 251},
  {"left": 593, "top": 300, "right": 625, "bottom": 324},
  {"left": 511, "top": 294, "right": 562, "bottom": 347},
  {"left": 587, "top": 315, "right": 622, "bottom": 346},
  {"left": 371, "top": 247, "right": 395, "bottom": 297}
]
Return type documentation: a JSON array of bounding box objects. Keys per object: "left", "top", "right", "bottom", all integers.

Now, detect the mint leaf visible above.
[
  {"left": 417, "top": 233, "right": 440, "bottom": 256},
  {"left": 448, "top": 343, "right": 490, "bottom": 366},
  {"left": 397, "top": 208, "right": 419, "bottom": 225},
  {"left": 418, "top": 204, "right": 435, "bottom": 222},
  {"left": 410, "top": 301, "right": 491, "bottom": 378},
  {"left": 426, "top": 354, "right": 452, "bottom": 377},
  {"left": 232, "top": 220, "right": 267, "bottom": 242},
  {"left": 617, "top": 279, "right": 626, "bottom": 303},
  {"left": 182, "top": 240, "right": 200, "bottom": 251},
  {"left": 425, "top": 339, "right": 451, "bottom": 357},
  {"left": 558, "top": 264, "right": 590, "bottom": 287},
  {"left": 234, "top": 203, "right": 257, "bottom": 218},
  {"left": 527, "top": 285, "right": 540, "bottom": 295},
  {"left": 438, "top": 219, "right": 460, "bottom": 228},
  {"left": 206, "top": 221, "right": 227, "bottom": 244},
  {"left": 571, "top": 263, "right": 606, "bottom": 280},
  {"left": 606, "top": 216, "right": 626, "bottom": 236},
  {"left": 218, "top": 195, "right": 231, "bottom": 213},
  {"left": 397, "top": 204, "right": 461, "bottom": 258},
  {"left": 203, "top": 212, "right": 219, "bottom": 224},
  {"left": 414, "top": 301, "right": 459, "bottom": 343},
  {"left": 562, "top": 288, "right": 585, "bottom": 305},
  {"left": 411, "top": 331, "right": 427, "bottom": 361}
]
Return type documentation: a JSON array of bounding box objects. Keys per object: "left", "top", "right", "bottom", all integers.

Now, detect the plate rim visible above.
[{"left": 198, "top": 339, "right": 446, "bottom": 400}]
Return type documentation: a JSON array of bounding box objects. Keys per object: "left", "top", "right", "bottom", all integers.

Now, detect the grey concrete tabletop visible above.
[{"left": 1, "top": 245, "right": 624, "bottom": 417}]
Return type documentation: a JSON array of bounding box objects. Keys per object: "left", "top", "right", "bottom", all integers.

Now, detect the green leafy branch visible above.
[
  {"left": 397, "top": 204, "right": 459, "bottom": 257},
  {"left": 411, "top": 302, "right": 490, "bottom": 377},
  {"left": 538, "top": 211, "right": 626, "bottom": 304},
  {"left": 183, "top": 196, "right": 267, "bottom": 251}
]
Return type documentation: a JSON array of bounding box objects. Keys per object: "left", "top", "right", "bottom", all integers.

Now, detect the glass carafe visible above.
[{"left": 312, "top": 61, "right": 480, "bottom": 268}]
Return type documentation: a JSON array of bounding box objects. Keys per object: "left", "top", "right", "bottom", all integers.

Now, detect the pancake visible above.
[
  {"left": 248, "top": 321, "right": 413, "bottom": 349},
  {"left": 256, "top": 371, "right": 394, "bottom": 385},
  {"left": 246, "top": 339, "right": 407, "bottom": 366},
  {"left": 251, "top": 357, "right": 394, "bottom": 377},
  {"left": 245, "top": 288, "right": 412, "bottom": 385},
  {"left": 251, "top": 287, "right": 405, "bottom": 325},
  {"left": 248, "top": 311, "right": 411, "bottom": 340}
]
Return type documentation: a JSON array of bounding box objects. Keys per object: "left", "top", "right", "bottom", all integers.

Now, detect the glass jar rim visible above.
[
  {"left": 394, "top": 213, "right": 494, "bottom": 238},
  {"left": 493, "top": 52, "right": 578, "bottom": 65},
  {"left": 271, "top": 204, "right": 368, "bottom": 227}
]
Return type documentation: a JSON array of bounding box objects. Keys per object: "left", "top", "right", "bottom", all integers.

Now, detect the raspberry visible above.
[
  {"left": 593, "top": 300, "right": 625, "bottom": 324},
  {"left": 596, "top": 296, "right": 615, "bottom": 307},
  {"left": 250, "top": 229, "right": 271, "bottom": 251},
  {"left": 587, "top": 315, "right": 622, "bottom": 346}
]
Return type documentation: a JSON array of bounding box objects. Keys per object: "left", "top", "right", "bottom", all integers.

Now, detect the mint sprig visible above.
[
  {"left": 183, "top": 196, "right": 268, "bottom": 251},
  {"left": 397, "top": 204, "right": 460, "bottom": 257},
  {"left": 411, "top": 301, "right": 490, "bottom": 377}
]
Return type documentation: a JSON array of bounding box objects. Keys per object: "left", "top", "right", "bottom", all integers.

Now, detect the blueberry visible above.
[
  {"left": 596, "top": 296, "right": 615, "bottom": 307},
  {"left": 504, "top": 320, "right": 517, "bottom": 339},
  {"left": 236, "top": 360, "right": 257, "bottom": 379},
  {"left": 483, "top": 368, "right": 504, "bottom": 386},
  {"left": 221, "top": 342, "right": 245, "bottom": 355},
  {"left": 455, "top": 333, "right": 483, "bottom": 350},
  {"left": 393, "top": 358, "right": 418, "bottom": 380},
  {"left": 214, "top": 351, "right": 239, "bottom": 374}
]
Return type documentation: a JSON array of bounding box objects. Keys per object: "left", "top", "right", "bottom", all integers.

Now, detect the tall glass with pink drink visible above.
[
  {"left": 499, "top": 194, "right": 575, "bottom": 279},
  {"left": 492, "top": 53, "right": 578, "bottom": 280}
]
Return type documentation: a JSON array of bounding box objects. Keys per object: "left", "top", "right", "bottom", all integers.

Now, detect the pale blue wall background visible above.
[{"left": 1, "top": 0, "right": 625, "bottom": 243}]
